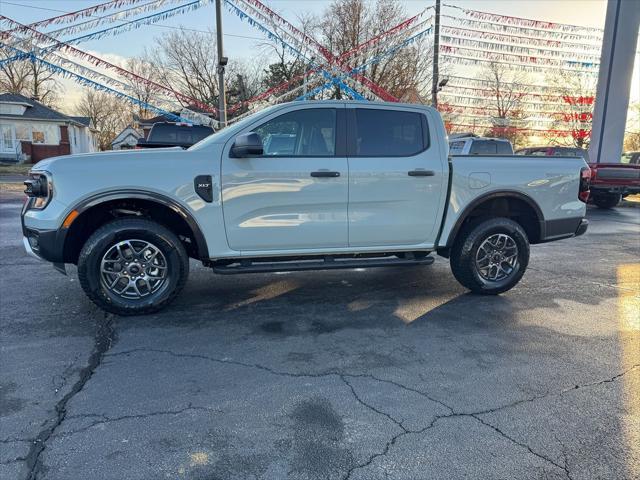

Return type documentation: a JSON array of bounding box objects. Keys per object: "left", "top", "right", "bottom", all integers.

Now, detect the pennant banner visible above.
[
  {"left": 38, "top": 1, "right": 211, "bottom": 46},
  {"left": 297, "top": 26, "right": 432, "bottom": 101},
  {"left": 44, "top": 0, "right": 185, "bottom": 39},
  {"left": 11, "top": 0, "right": 149, "bottom": 30},
  {"left": 0, "top": 15, "right": 217, "bottom": 114},
  {"left": 2, "top": 48, "right": 188, "bottom": 123},
  {"left": 440, "top": 34, "right": 600, "bottom": 63},
  {"left": 439, "top": 24, "right": 600, "bottom": 53},
  {"left": 441, "top": 14, "right": 602, "bottom": 44},
  {"left": 439, "top": 92, "right": 594, "bottom": 111},
  {"left": 444, "top": 4, "right": 603, "bottom": 38},
  {"left": 223, "top": 0, "right": 366, "bottom": 101},
  {"left": 440, "top": 43, "right": 599, "bottom": 70}
]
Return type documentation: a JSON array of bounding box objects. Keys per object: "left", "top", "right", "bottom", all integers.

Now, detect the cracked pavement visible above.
[{"left": 1, "top": 189, "right": 639, "bottom": 480}]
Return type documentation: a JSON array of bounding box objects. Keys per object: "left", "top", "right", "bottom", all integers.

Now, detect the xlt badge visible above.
[{"left": 194, "top": 175, "right": 214, "bottom": 202}]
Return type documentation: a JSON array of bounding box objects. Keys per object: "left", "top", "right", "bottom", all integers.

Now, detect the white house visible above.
[
  {"left": 110, "top": 125, "right": 141, "bottom": 150},
  {"left": 0, "top": 92, "right": 98, "bottom": 163}
]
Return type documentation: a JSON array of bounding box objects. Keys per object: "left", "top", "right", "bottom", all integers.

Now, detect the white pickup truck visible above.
[{"left": 22, "top": 101, "right": 590, "bottom": 315}]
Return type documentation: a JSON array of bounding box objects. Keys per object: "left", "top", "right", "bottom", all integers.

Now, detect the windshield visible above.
[{"left": 188, "top": 105, "right": 281, "bottom": 151}]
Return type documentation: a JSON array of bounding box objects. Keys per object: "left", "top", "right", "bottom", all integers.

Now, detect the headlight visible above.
[{"left": 24, "top": 172, "right": 53, "bottom": 210}]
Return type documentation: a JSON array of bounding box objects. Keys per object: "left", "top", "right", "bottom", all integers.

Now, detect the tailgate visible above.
[{"left": 592, "top": 164, "right": 640, "bottom": 183}]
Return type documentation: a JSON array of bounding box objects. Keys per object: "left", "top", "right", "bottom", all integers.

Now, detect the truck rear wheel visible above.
[
  {"left": 78, "top": 218, "right": 189, "bottom": 315},
  {"left": 450, "top": 218, "right": 529, "bottom": 295},
  {"left": 592, "top": 193, "right": 621, "bottom": 209}
]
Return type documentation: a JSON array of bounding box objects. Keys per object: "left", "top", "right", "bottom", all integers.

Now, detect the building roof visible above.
[
  {"left": 0, "top": 92, "right": 88, "bottom": 127},
  {"left": 68, "top": 116, "right": 91, "bottom": 127}
]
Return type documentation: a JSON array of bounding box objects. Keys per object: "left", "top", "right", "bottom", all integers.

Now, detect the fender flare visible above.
[
  {"left": 67, "top": 189, "right": 209, "bottom": 260},
  {"left": 444, "top": 190, "right": 545, "bottom": 248}
]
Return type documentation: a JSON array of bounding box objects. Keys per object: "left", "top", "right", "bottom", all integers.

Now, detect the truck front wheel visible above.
[
  {"left": 78, "top": 218, "right": 189, "bottom": 315},
  {"left": 592, "top": 193, "right": 621, "bottom": 209},
  {"left": 450, "top": 218, "right": 530, "bottom": 295}
]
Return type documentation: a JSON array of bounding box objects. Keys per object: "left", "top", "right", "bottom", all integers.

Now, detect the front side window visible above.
[
  {"left": 254, "top": 108, "right": 336, "bottom": 157},
  {"left": 354, "top": 109, "right": 425, "bottom": 156}
]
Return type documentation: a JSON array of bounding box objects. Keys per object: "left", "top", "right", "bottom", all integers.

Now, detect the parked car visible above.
[
  {"left": 23, "top": 101, "right": 589, "bottom": 315},
  {"left": 621, "top": 151, "right": 640, "bottom": 165},
  {"left": 136, "top": 122, "right": 214, "bottom": 149},
  {"left": 516, "top": 146, "right": 640, "bottom": 208},
  {"left": 448, "top": 134, "right": 514, "bottom": 155}
]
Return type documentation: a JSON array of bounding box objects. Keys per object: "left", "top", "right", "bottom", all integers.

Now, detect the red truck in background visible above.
[{"left": 515, "top": 147, "right": 640, "bottom": 208}]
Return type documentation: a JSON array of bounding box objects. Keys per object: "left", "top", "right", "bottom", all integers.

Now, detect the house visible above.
[
  {"left": 0, "top": 92, "right": 98, "bottom": 163},
  {"left": 110, "top": 125, "right": 141, "bottom": 150}
]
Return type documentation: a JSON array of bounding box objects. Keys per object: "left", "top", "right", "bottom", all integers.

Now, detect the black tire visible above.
[
  {"left": 592, "top": 193, "right": 621, "bottom": 209},
  {"left": 78, "top": 218, "right": 189, "bottom": 315},
  {"left": 450, "top": 218, "right": 530, "bottom": 295}
]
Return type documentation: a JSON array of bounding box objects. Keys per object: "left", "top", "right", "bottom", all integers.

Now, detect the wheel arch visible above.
[
  {"left": 62, "top": 190, "right": 209, "bottom": 264},
  {"left": 443, "top": 190, "right": 545, "bottom": 250}
]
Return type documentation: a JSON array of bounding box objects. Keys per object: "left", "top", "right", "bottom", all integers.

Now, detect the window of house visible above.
[
  {"left": 31, "top": 124, "right": 59, "bottom": 144},
  {"left": 14, "top": 123, "right": 31, "bottom": 141},
  {"left": 254, "top": 109, "right": 336, "bottom": 157}
]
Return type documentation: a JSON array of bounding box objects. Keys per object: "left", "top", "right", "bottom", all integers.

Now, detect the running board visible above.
[{"left": 211, "top": 256, "right": 434, "bottom": 275}]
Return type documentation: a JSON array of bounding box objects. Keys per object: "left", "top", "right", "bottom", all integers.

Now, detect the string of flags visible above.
[{"left": 0, "top": 0, "right": 602, "bottom": 139}]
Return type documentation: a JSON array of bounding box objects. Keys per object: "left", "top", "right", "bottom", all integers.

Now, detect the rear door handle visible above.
[
  {"left": 310, "top": 171, "right": 340, "bottom": 178},
  {"left": 408, "top": 170, "right": 435, "bottom": 177}
]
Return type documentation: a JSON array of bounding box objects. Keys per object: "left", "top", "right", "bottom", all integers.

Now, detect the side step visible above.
[{"left": 211, "top": 255, "right": 434, "bottom": 275}]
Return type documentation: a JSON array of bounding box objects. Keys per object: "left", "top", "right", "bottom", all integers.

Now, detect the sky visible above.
[{"left": 0, "top": 0, "right": 638, "bottom": 116}]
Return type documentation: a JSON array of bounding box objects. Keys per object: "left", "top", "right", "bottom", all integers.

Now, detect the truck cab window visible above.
[
  {"left": 469, "top": 140, "right": 497, "bottom": 155},
  {"left": 255, "top": 108, "right": 336, "bottom": 157}
]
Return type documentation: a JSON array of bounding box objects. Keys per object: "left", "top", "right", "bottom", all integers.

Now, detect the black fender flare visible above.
[
  {"left": 444, "top": 190, "right": 546, "bottom": 248},
  {"left": 67, "top": 189, "right": 210, "bottom": 260}
]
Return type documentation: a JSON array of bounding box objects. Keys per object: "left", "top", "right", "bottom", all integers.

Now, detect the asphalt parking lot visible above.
[{"left": 1, "top": 189, "right": 638, "bottom": 480}]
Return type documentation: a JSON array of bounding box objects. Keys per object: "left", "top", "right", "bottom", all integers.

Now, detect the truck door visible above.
[
  {"left": 221, "top": 106, "right": 349, "bottom": 252},
  {"left": 346, "top": 106, "right": 447, "bottom": 247}
]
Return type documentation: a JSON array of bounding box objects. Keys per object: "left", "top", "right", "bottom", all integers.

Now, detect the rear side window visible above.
[
  {"left": 449, "top": 140, "right": 465, "bottom": 155},
  {"left": 469, "top": 140, "right": 497, "bottom": 155},
  {"left": 496, "top": 141, "right": 514, "bottom": 154},
  {"left": 353, "top": 109, "right": 427, "bottom": 157}
]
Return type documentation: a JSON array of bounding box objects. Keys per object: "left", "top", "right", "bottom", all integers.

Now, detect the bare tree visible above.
[
  {"left": 0, "top": 50, "right": 31, "bottom": 93},
  {"left": 545, "top": 70, "right": 596, "bottom": 149},
  {"left": 479, "top": 61, "right": 530, "bottom": 146},
  {"left": 0, "top": 43, "right": 59, "bottom": 107},
  {"left": 317, "top": 0, "right": 433, "bottom": 101},
  {"left": 75, "top": 89, "right": 131, "bottom": 150},
  {"left": 623, "top": 102, "right": 640, "bottom": 152},
  {"left": 123, "top": 56, "right": 165, "bottom": 119},
  {"left": 148, "top": 29, "right": 219, "bottom": 107}
]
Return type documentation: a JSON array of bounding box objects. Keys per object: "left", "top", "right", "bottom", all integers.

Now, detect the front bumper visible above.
[
  {"left": 575, "top": 218, "right": 588, "bottom": 237},
  {"left": 21, "top": 211, "right": 68, "bottom": 274}
]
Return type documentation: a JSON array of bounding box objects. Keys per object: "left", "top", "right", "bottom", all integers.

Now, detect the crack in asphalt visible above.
[
  {"left": 470, "top": 414, "right": 572, "bottom": 480},
  {"left": 22, "top": 313, "right": 116, "bottom": 480},
  {"left": 340, "top": 375, "right": 408, "bottom": 433},
  {"left": 54, "top": 404, "right": 221, "bottom": 438},
  {"left": 103, "top": 348, "right": 640, "bottom": 479}
]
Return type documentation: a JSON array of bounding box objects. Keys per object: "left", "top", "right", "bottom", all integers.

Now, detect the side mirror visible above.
[{"left": 230, "top": 132, "right": 263, "bottom": 158}]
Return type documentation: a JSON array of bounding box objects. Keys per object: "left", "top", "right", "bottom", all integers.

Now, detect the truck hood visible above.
[{"left": 31, "top": 147, "right": 185, "bottom": 173}]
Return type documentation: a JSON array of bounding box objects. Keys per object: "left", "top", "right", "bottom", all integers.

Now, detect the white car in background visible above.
[{"left": 448, "top": 134, "right": 514, "bottom": 155}]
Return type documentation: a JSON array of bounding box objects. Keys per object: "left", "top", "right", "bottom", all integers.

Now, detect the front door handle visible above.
[
  {"left": 311, "top": 171, "right": 340, "bottom": 178},
  {"left": 408, "top": 170, "right": 435, "bottom": 177}
]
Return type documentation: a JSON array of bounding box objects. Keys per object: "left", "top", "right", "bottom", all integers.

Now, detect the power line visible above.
[{"left": 0, "top": 0, "right": 266, "bottom": 40}]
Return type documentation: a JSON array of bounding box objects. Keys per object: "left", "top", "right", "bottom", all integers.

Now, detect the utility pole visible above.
[
  {"left": 215, "top": 0, "right": 227, "bottom": 128},
  {"left": 431, "top": 0, "right": 441, "bottom": 110}
]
